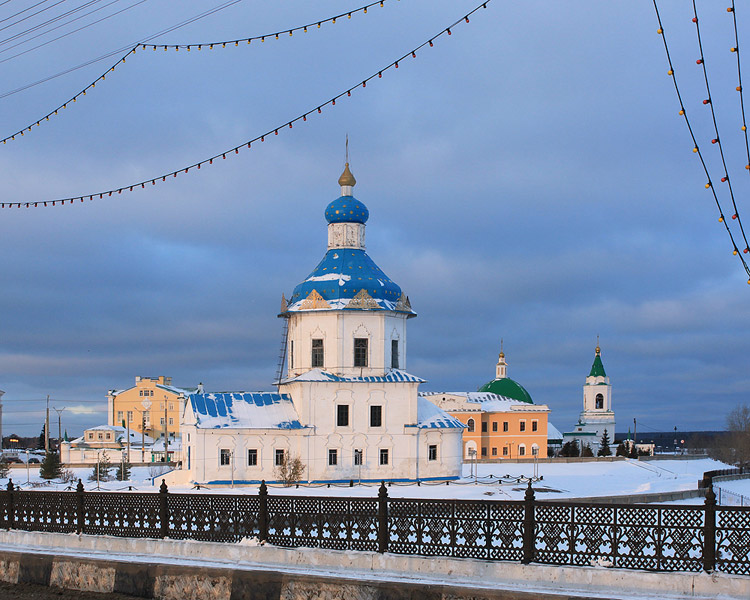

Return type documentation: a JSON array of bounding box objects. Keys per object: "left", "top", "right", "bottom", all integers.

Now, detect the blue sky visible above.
[{"left": 0, "top": 0, "right": 748, "bottom": 439}]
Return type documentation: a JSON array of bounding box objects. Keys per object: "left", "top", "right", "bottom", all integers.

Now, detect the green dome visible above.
[{"left": 478, "top": 377, "right": 534, "bottom": 404}]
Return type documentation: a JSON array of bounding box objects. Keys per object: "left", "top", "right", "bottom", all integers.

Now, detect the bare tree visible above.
[
  {"left": 274, "top": 454, "right": 306, "bottom": 486},
  {"left": 726, "top": 404, "right": 750, "bottom": 466}
]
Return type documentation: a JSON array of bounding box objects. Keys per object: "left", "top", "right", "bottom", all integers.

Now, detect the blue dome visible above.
[
  {"left": 288, "top": 249, "right": 405, "bottom": 311},
  {"left": 325, "top": 195, "right": 369, "bottom": 224}
]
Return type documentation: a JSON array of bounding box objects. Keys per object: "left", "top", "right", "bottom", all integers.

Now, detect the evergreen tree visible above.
[
  {"left": 615, "top": 442, "right": 628, "bottom": 457},
  {"left": 89, "top": 451, "right": 113, "bottom": 482},
  {"left": 0, "top": 457, "right": 9, "bottom": 479},
  {"left": 560, "top": 440, "right": 580, "bottom": 457},
  {"left": 581, "top": 443, "right": 594, "bottom": 458},
  {"left": 39, "top": 450, "right": 62, "bottom": 480},
  {"left": 597, "top": 429, "right": 612, "bottom": 457},
  {"left": 628, "top": 442, "right": 639, "bottom": 459},
  {"left": 37, "top": 423, "right": 46, "bottom": 450},
  {"left": 115, "top": 457, "right": 132, "bottom": 482}
]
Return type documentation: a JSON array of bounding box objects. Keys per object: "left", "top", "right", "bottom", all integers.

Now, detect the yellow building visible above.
[{"left": 107, "top": 376, "right": 199, "bottom": 441}]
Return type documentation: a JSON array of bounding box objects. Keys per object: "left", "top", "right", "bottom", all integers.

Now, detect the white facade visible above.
[
  {"left": 563, "top": 345, "right": 616, "bottom": 452},
  {"left": 172, "top": 165, "right": 464, "bottom": 486}
]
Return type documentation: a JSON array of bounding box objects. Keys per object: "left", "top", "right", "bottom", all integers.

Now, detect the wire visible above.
[
  {"left": 0, "top": 1, "right": 492, "bottom": 209},
  {"left": 730, "top": 2, "right": 750, "bottom": 187},
  {"left": 652, "top": 0, "right": 750, "bottom": 280},
  {"left": 0, "top": 0, "right": 61, "bottom": 26},
  {"left": 0, "top": 0, "right": 134, "bottom": 53},
  {"left": 0, "top": 0, "right": 391, "bottom": 143},
  {"left": 0, "top": 1, "right": 90, "bottom": 39},
  {"left": 691, "top": 1, "right": 750, "bottom": 256}
]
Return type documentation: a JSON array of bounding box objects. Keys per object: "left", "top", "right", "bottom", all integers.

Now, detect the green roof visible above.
[
  {"left": 478, "top": 377, "right": 533, "bottom": 404},
  {"left": 589, "top": 353, "right": 606, "bottom": 378}
]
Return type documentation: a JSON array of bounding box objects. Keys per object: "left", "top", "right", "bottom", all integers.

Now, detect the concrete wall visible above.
[{"left": 0, "top": 530, "right": 747, "bottom": 600}]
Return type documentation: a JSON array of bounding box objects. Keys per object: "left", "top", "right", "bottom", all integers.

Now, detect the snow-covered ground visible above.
[{"left": 0, "top": 458, "right": 729, "bottom": 501}]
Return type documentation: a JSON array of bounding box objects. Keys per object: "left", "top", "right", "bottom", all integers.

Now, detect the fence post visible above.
[
  {"left": 522, "top": 481, "right": 535, "bottom": 564},
  {"left": 159, "top": 479, "right": 169, "bottom": 539},
  {"left": 6, "top": 480, "right": 14, "bottom": 531},
  {"left": 76, "top": 479, "right": 85, "bottom": 535},
  {"left": 378, "top": 481, "right": 389, "bottom": 553},
  {"left": 703, "top": 486, "right": 717, "bottom": 573},
  {"left": 258, "top": 480, "right": 268, "bottom": 543}
]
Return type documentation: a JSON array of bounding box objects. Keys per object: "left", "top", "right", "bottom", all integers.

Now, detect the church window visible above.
[
  {"left": 428, "top": 445, "right": 437, "bottom": 461},
  {"left": 290, "top": 340, "right": 294, "bottom": 369},
  {"left": 275, "top": 449, "right": 285, "bottom": 466},
  {"left": 532, "top": 420, "right": 538, "bottom": 432},
  {"left": 481, "top": 422, "right": 488, "bottom": 433},
  {"left": 595, "top": 393, "right": 604, "bottom": 409},
  {"left": 328, "top": 449, "right": 338, "bottom": 466},
  {"left": 220, "top": 449, "right": 231, "bottom": 466},
  {"left": 519, "top": 445, "right": 526, "bottom": 457},
  {"left": 391, "top": 339, "right": 399, "bottom": 369},
  {"left": 370, "top": 405, "right": 382, "bottom": 428},
  {"left": 481, "top": 447, "right": 487, "bottom": 457},
  {"left": 337, "top": 405, "right": 350, "bottom": 427},
  {"left": 492, "top": 447, "right": 497, "bottom": 456},
  {"left": 311, "top": 338, "right": 324, "bottom": 368},
  {"left": 467, "top": 419, "right": 475, "bottom": 432},
  {"left": 492, "top": 422, "right": 498, "bottom": 432},
  {"left": 379, "top": 449, "right": 389, "bottom": 465},
  {"left": 354, "top": 338, "right": 368, "bottom": 367},
  {"left": 520, "top": 421, "right": 526, "bottom": 432},
  {"left": 503, "top": 421, "right": 509, "bottom": 432},
  {"left": 354, "top": 449, "right": 363, "bottom": 466}
]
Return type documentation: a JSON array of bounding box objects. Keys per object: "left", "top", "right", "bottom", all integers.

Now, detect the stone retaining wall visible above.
[{"left": 1, "top": 530, "right": 748, "bottom": 599}]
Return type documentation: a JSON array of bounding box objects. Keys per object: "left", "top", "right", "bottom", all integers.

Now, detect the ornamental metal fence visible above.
[{"left": 1, "top": 480, "right": 749, "bottom": 575}]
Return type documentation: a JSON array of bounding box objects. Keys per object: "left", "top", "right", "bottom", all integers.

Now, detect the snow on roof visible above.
[
  {"left": 156, "top": 383, "right": 198, "bottom": 395},
  {"left": 283, "top": 368, "right": 425, "bottom": 384},
  {"left": 188, "top": 392, "right": 304, "bottom": 430},
  {"left": 547, "top": 422, "right": 563, "bottom": 441},
  {"left": 416, "top": 397, "right": 465, "bottom": 429}
]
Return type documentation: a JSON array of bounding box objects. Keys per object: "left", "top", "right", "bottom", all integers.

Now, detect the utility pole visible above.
[
  {"left": 633, "top": 418, "right": 637, "bottom": 455},
  {"left": 125, "top": 416, "right": 131, "bottom": 464},
  {"left": 164, "top": 405, "right": 169, "bottom": 462},
  {"left": 45, "top": 395, "right": 50, "bottom": 453},
  {"left": 0, "top": 390, "right": 5, "bottom": 455},
  {"left": 53, "top": 407, "right": 65, "bottom": 452},
  {"left": 141, "top": 413, "right": 146, "bottom": 463}
]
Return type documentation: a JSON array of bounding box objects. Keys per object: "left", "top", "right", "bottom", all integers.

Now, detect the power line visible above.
[
  {"left": 0, "top": 1, "right": 492, "bottom": 209},
  {"left": 0, "top": 0, "right": 394, "bottom": 143},
  {"left": 651, "top": 0, "right": 750, "bottom": 282}
]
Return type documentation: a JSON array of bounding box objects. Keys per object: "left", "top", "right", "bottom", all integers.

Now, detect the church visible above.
[
  {"left": 168, "top": 164, "right": 464, "bottom": 486},
  {"left": 562, "top": 344, "right": 616, "bottom": 453}
]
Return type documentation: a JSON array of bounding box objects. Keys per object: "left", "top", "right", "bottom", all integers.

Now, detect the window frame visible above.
[
  {"left": 354, "top": 337, "right": 369, "bottom": 367},
  {"left": 519, "top": 421, "right": 526, "bottom": 432},
  {"left": 311, "top": 338, "right": 324, "bottom": 368},
  {"left": 391, "top": 339, "right": 399, "bottom": 369},
  {"left": 428, "top": 444, "right": 437, "bottom": 461},
  {"left": 274, "top": 449, "right": 286, "bottom": 466},
  {"left": 220, "top": 448, "right": 231, "bottom": 466},
  {"left": 370, "top": 405, "right": 383, "bottom": 428},
  {"left": 492, "top": 421, "right": 498, "bottom": 432},
  {"left": 354, "top": 448, "right": 363, "bottom": 466},
  {"left": 336, "top": 404, "right": 350, "bottom": 427},
  {"left": 532, "top": 420, "right": 538, "bottom": 432},
  {"left": 247, "top": 448, "right": 258, "bottom": 466},
  {"left": 467, "top": 418, "right": 475, "bottom": 433},
  {"left": 328, "top": 448, "right": 338, "bottom": 466},
  {"left": 379, "top": 448, "right": 389, "bottom": 465}
]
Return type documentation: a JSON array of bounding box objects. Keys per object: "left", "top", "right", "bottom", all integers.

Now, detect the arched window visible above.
[
  {"left": 595, "top": 393, "right": 604, "bottom": 409},
  {"left": 531, "top": 444, "right": 539, "bottom": 456},
  {"left": 467, "top": 418, "right": 475, "bottom": 432},
  {"left": 518, "top": 444, "right": 526, "bottom": 457}
]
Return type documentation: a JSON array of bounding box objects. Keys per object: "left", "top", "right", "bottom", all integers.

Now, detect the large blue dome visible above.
[
  {"left": 288, "top": 248, "right": 404, "bottom": 311},
  {"left": 325, "top": 196, "right": 369, "bottom": 224}
]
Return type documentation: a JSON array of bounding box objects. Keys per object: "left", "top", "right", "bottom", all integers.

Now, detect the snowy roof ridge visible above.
[
  {"left": 416, "top": 397, "right": 465, "bottom": 429},
  {"left": 281, "top": 368, "right": 425, "bottom": 384}
]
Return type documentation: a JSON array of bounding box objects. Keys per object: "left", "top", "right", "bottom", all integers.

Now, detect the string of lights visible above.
[
  {"left": 652, "top": 0, "right": 750, "bottom": 281},
  {"left": 691, "top": 1, "right": 750, "bottom": 257},
  {"left": 0, "top": 1, "right": 491, "bottom": 209},
  {"left": 729, "top": 1, "right": 750, "bottom": 183},
  {"left": 0, "top": 0, "right": 398, "bottom": 145}
]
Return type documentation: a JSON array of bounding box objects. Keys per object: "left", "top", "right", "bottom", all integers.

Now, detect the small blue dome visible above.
[{"left": 325, "top": 195, "right": 369, "bottom": 224}]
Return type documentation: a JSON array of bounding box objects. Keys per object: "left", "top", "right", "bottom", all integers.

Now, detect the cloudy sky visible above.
[{"left": 0, "top": 0, "right": 748, "bottom": 439}]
